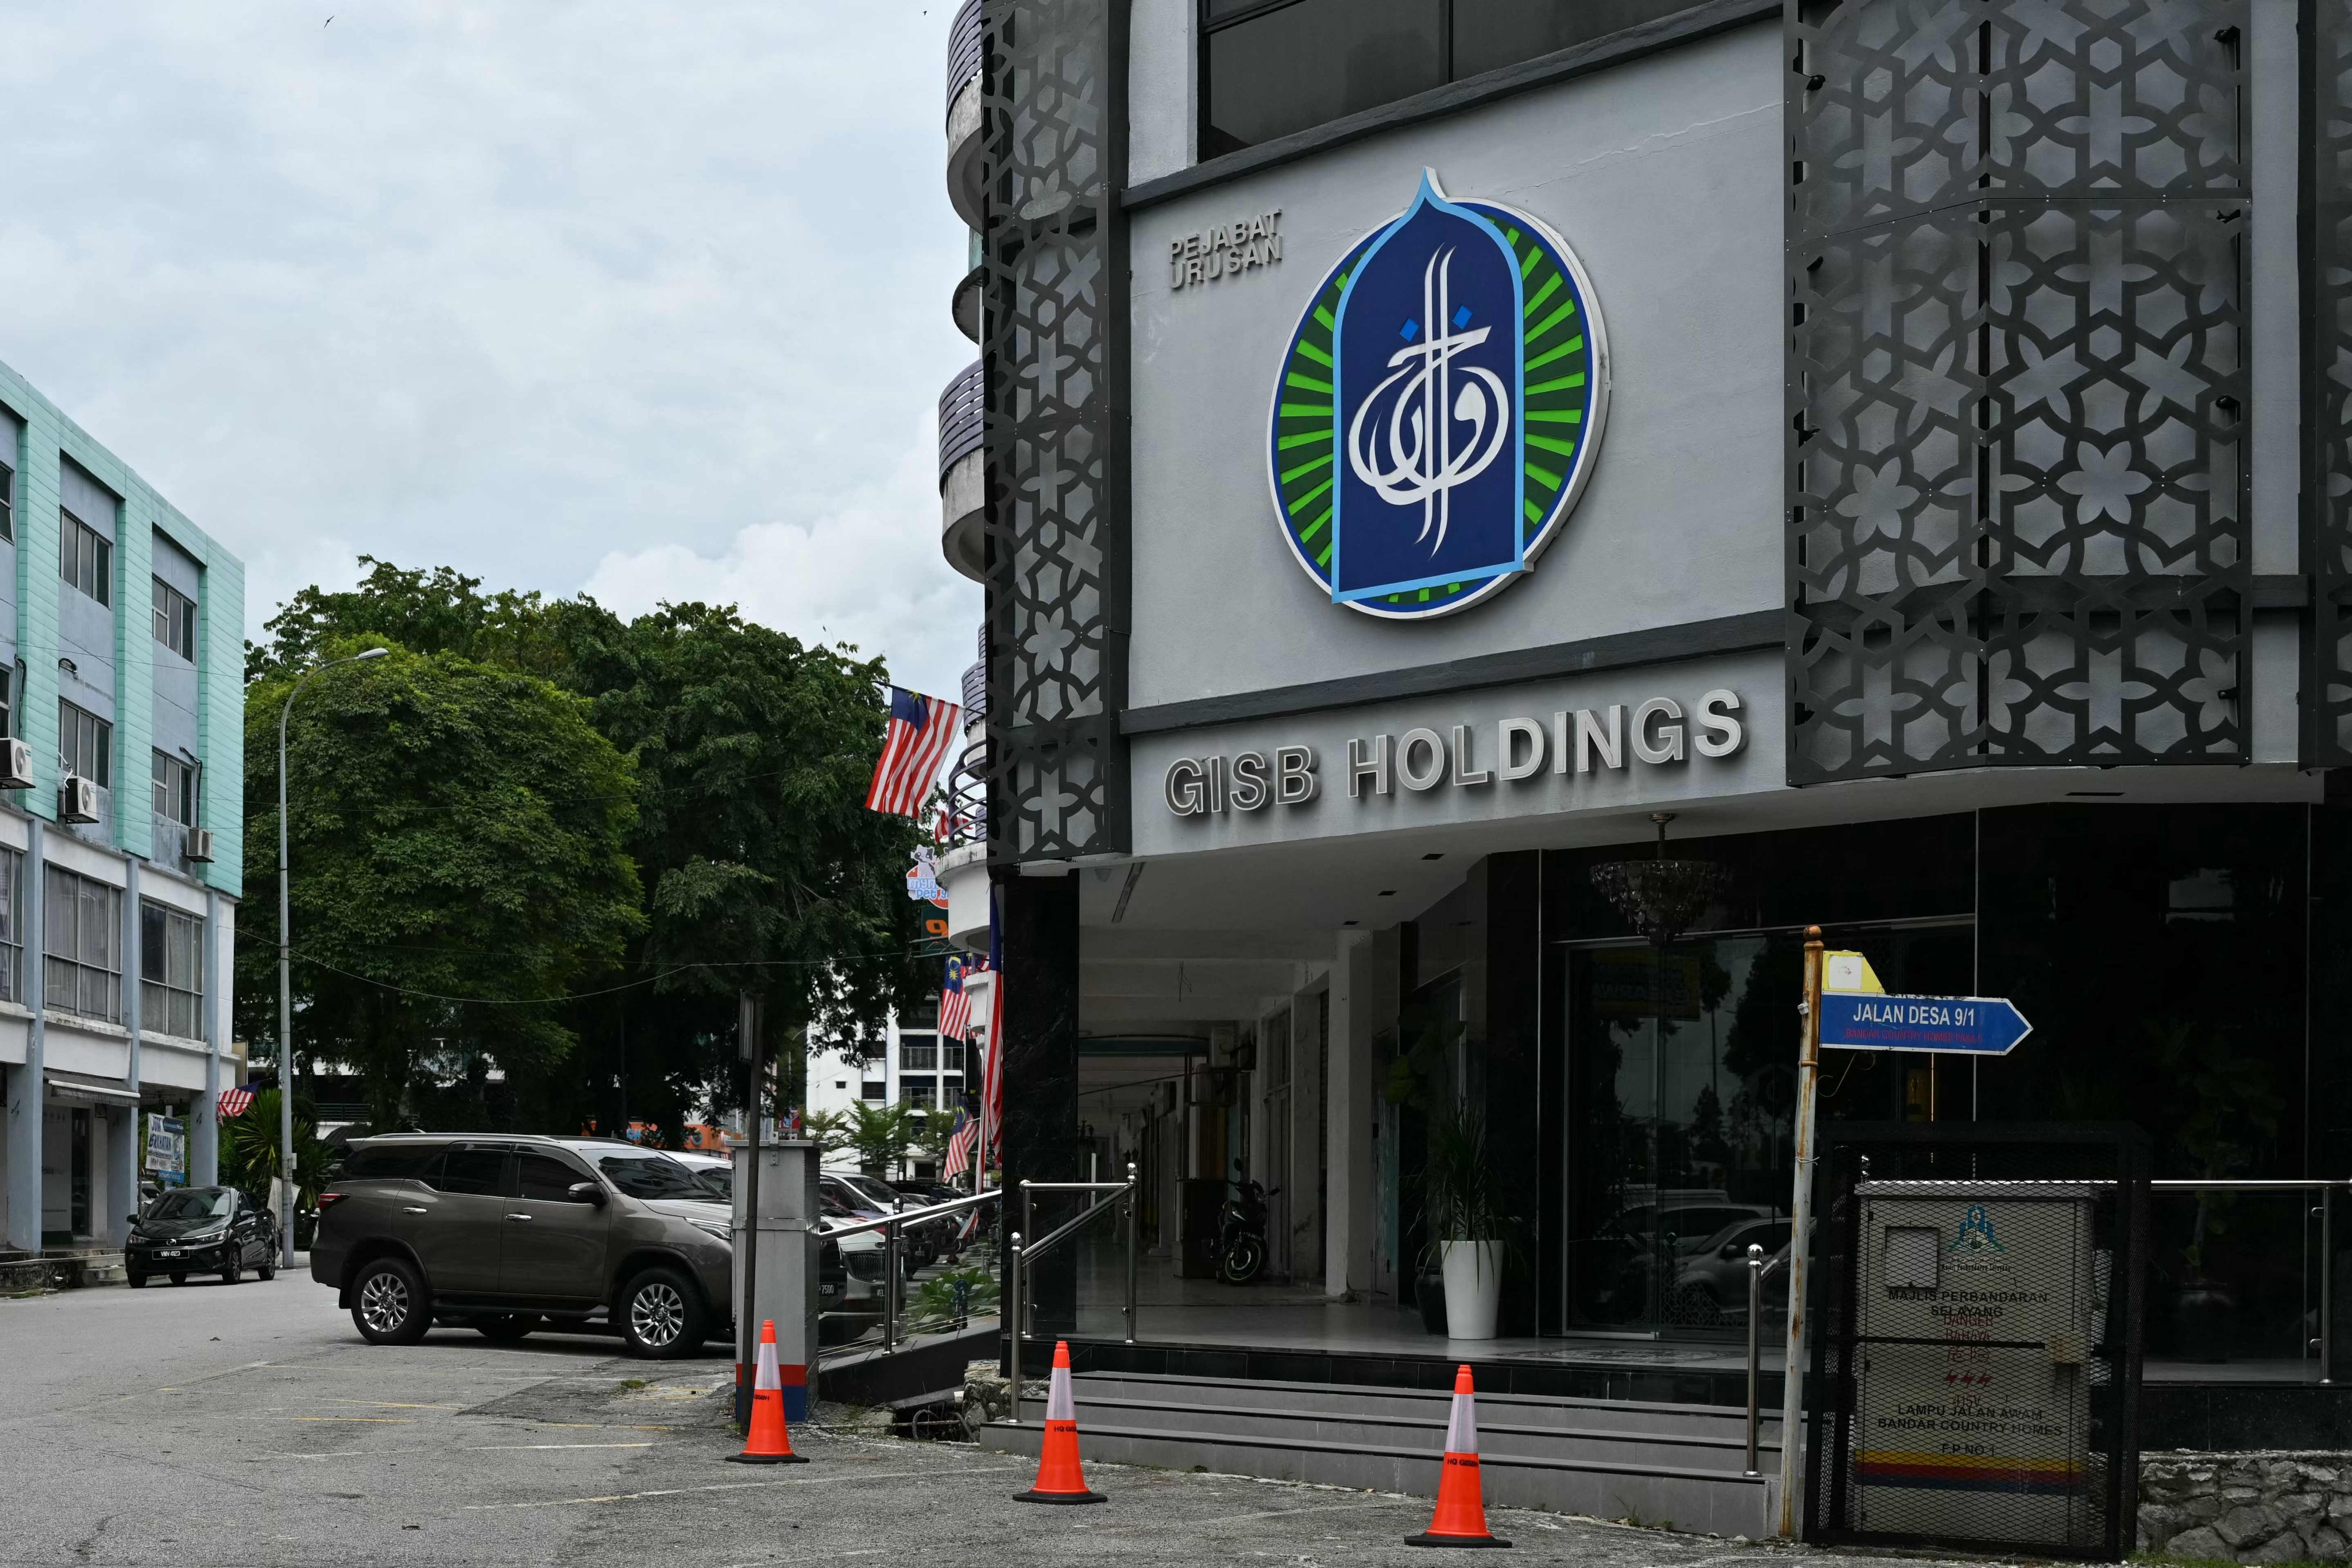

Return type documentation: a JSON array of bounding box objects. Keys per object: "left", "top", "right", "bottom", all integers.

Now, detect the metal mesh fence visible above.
[{"left": 1803, "top": 1124, "right": 2148, "bottom": 1559}]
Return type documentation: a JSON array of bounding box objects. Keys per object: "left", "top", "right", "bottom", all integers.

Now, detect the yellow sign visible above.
[{"left": 1823, "top": 950, "right": 1885, "bottom": 995}]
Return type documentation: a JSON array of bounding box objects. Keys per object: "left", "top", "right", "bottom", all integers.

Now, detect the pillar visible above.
[
  {"left": 1324, "top": 930, "right": 1377, "bottom": 1299},
  {"left": 188, "top": 887, "right": 221, "bottom": 1187},
  {"left": 5, "top": 818, "right": 45, "bottom": 1250},
  {"left": 109, "top": 857, "right": 141, "bottom": 1245},
  {"left": 998, "top": 868, "right": 1082, "bottom": 1336}
]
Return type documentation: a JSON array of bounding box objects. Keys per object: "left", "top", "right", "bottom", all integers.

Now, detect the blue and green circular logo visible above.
[{"left": 1266, "top": 170, "right": 1609, "bottom": 621}]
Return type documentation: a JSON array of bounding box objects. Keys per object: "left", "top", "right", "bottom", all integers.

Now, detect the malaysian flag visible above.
[
  {"left": 980, "top": 887, "right": 1005, "bottom": 1153},
  {"left": 218, "top": 1087, "right": 256, "bottom": 1119},
  {"left": 940, "top": 953, "right": 988, "bottom": 1041},
  {"left": 864, "top": 686, "right": 961, "bottom": 818},
  {"left": 943, "top": 1107, "right": 978, "bottom": 1180}
]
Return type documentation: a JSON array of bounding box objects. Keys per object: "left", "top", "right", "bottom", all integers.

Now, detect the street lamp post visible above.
[{"left": 277, "top": 647, "right": 387, "bottom": 1268}]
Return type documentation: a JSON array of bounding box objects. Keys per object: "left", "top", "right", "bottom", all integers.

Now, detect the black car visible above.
[{"left": 127, "top": 1187, "right": 279, "bottom": 1287}]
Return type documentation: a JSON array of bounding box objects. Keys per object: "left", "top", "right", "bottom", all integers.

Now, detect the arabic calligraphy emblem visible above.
[{"left": 1268, "top": 170, "right": 1608, "bottom": 620}]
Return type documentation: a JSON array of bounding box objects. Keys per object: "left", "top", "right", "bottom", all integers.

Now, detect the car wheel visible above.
[
  {"left": 619, "top": 1267, "right": 706, "bottom": 1359},
  {"left": 168, "top": 1272, "right": 188, "bottom": 1286},
  {"left": 126, "top": 1270, "right": 146, "bottom": 1289},
  {"left": 475, "top": 1314, "right": 540, "bottom": 1343},
  {"left": 221, "top": 1257, "right": 242, "bottom": 1285},
  {"left": 352, "top": 1257, "right": 431, "bottom": 1345},
  {"left": 258, "top": 1259, "right": 278, "bottom": 1282}
]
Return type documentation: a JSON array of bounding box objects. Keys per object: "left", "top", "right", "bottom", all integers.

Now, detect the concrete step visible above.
[
  {"left": 1060, "top": 1371, "right": 1779, "bottom": 1439},
  {"left": 976, "top": 1372, "right": 1782, "bottom": 1536},
  {"left": 0, "top": 1250, "right": 126, "bottom": 1292},
  {"left": 1024, "top": 1389, "right": 1780, "bottom": 1475}
]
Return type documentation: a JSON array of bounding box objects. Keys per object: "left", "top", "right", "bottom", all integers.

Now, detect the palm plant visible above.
[
  {"left": 847, "top": 1100, "right": 916, "bottom": 1178},
  {"left": 219, "top": 1088, "right": 331, "bottom": 1208},
  {"left": 1415, "top": 1106, "right": 1516, "bottom": 1268}
]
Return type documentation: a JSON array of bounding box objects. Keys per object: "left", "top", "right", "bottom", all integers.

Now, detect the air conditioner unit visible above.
[
  {"left": 0, "top": 738, "right": 29, "bottom": 790},
  {"left": 185, "top": 827, "right": 215, "bottom": 863},
  {"left": 59, "top": 774, "right": 99, "bottom": 824}
]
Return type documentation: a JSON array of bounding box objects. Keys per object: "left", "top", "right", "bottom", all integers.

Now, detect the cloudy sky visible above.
[{"left": 0, "top": 3, "right": 981, "bottom": 698}]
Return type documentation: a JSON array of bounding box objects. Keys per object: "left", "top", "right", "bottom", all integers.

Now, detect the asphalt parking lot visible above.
[{"left": 1, "top": 1268, "right": 1991, "bottom": 1567}]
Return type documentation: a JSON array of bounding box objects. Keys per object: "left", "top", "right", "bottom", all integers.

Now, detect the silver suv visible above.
[{"left": 311, "top": 1134, "right": 733, "bottom": 1358}]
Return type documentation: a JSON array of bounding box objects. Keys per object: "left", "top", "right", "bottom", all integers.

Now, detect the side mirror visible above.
[
  {"left": 1721, "top": 1242, "right": 1740, "bottom": 1260},
  {"left": 568, "top": 1182, "right": 608, "bottom": 1207},
  {"left": 125, "top": 1214, "right": 138, "bottom": 1226}
]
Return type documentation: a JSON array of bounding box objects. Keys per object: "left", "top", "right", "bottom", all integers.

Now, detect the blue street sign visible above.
[{"left": 1817, "top": 992, "right": 2033, "bottom": 1056}]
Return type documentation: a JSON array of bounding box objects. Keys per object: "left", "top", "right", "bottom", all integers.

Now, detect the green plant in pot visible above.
[{"left": 1416, "top": 1106, "right": 1516, "bottom": 1341}]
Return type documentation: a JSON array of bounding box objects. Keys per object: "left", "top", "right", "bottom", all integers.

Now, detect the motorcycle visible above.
[{"left": 1216, "top": 1176, "right": 1277, "bottom": 1285}]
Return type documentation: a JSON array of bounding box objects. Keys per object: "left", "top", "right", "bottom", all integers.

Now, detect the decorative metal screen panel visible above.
[
  {"left": 1805, "top": 1125, "right": 2149, "bottom": 1561},
  {"left": 979, "top": 0, "right": 1130, "bottom": 862},
  {"left": 2308, "top": 0, "right": 2352, "bottom": 763},
  {"left": 1787, "top": 0, "right": 2249, "bottom": 783}
]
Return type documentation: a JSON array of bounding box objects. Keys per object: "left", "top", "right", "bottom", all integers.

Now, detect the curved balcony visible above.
[
  {"left": 960, "top": 658, "right": 986, "bottom": 729},
  {"left": 937, "top": 360, "right": 985, "bottom": 583},
  {"left": 945, "top": 0, "right": 987, "bottom": 231}
]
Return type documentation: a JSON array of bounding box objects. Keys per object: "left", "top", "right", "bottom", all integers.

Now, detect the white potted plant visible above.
[{"left": 1418, "top": 1108, "right": 1513, "bottom": 1341}]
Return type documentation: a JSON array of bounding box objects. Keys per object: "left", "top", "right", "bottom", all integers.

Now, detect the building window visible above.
[
  {"left": 1200, "top": 0, "right": 1713, "bottom": 156},
  {"left": 0, "top": 461, "right": 16, "bottom": 544},
  {"left": 152, "top": 751, "right": 195, "bottom": 826},
  {"left": 44, "top": 864, "right": 122, "bottom": 1024},
  {"left": 0, "top": 847, "right": 23, "bottom": 1005},
  {"left": 58, "top": 509, "right": 110, "bottom": 605},
  {"left": 940, "top": 1040, "right": 964, "bottom": 1075},
  {"left": 152, "top": 578, "right": 196, "bottom": 662},
  {"left": 59, "top": 701, "right": 110, "bottom": 787},
  {"left": 860, "top": 1080, "right": 887, "bottom": 1101},
  {"left": 140, "top": 899, "right": 203, "bottom": 1039},
  {"left": 901, "top": 1032, "right": 939, "bottom": 1072},
  {"left": 904, "top": 1080, "right": 937, "bottom": 1109}
]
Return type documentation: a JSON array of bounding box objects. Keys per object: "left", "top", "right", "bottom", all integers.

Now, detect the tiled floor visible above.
[{"left": 1057, "top": 1241, "right": 2324, "bottom": 1386}]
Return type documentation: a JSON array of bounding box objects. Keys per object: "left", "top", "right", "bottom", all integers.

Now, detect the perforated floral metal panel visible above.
[
  {"left": 979, "top": 0, "right": 1131, "bottom": 860},
  {"left": 2308, "top": 0, "right": 2352, "bottom": 764},
  {"left": 1787, "top": 0, "right": 2249, "bottom": 783}
]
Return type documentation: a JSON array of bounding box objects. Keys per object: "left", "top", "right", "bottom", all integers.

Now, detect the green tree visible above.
[
  {"left": 912, "top": 1105, "right": 960, "bottom": 1174},
  {"left": 218, "top": 1089, "right": 331, "bottom": 1207},
  {"left": 240, "top": 640, "right": 645, "bottom": 1129},
  {"left": 245, "top": 562, "right": 936, "bottom": 1144},
  {"left": 847, "top": 1100, "right": 916, "bottom": 1178}
]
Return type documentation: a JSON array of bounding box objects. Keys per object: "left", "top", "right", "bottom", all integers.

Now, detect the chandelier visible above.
[{"left": 1589, "top": 813, "right": 1725, "bottom": 946}]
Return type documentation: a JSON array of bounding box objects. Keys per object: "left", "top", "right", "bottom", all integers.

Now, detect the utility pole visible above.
[
  {"left": 736, "top": 990, "right": 762, "bottom": 1422},
  {"left": 275, "top": 646, "right": 385, "bottom": 1269},
  {"left": 1778, "top": 925, "right": 1825, "bottom": 1538}
]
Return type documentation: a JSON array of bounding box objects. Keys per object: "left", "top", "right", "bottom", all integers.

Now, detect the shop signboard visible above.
[
  {"left": 1266, "top": 169, "right": 1609, "bottom": 620},
  {"left": 1848, "top": 1181, "right": 2106, "bottom": 1549},
  {"left": 144, "top": 1114, "right": 187, "bottom": 1188}
]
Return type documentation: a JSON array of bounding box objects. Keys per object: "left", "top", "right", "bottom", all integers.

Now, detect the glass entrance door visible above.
[{"left": 1558, "top": 920, "right": 1972, "bottom": 1335}]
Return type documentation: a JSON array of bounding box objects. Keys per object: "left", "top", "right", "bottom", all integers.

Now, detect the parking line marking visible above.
[
  {"left": 465, "top": 1468, "right": 1013, "bottom": 1511},
  {"left": 273, "top": 1442, "right": 661, "bottom": 1459}
]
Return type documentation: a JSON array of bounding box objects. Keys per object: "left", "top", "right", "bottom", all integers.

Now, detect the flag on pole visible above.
[
  {"left": 940, "top": 953, "right": 988, "bottom": 1041},
  {"left": 943, "top": 1107, "right": 978, "bottom": 1180},
  {"left": 218, "top": 1087, "right": 256, "bottom": 1119},
  {"left": 980, "top": 890, "right": 1005, "bottom": 1154},
  {"left": 864, "top": 686, "right": 962, "bottom": 818}
]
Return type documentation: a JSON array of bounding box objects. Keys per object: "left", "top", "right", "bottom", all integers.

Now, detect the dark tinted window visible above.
[
  {"left": 149, "top": 1187, "right": 234, "bottom": 1221},
  {"left": 1205, "top": 0, "right": 1443, "bottom": 157},
  {"left": 1201, "top": 0, "right": 1717, "bottom": 156},
  {"left": 432, "top": 1147, "right": 509, "bottom": 1196},
  {"left": 517, "top": 1153, "right": 594, "bottom": 1202},
  {"left": 594, "top": 1150, "right": 706, "bottom": 1200},
  {"left": 343, "top": 1144, "right": 444, "bottom": 1183},
  {"left": 1451, "top": 0, "right": 1712, "bottom": 76}
]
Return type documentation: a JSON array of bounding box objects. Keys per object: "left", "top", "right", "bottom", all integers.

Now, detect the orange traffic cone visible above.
[
  {"left": 727, "top": 1320, "right": 808, "bottom": 1465},
  {"left": 1016, "top": 1341, "right": 1106, "bottom": 1504},
  {"left": 1407, "top": 1365, "right": 1510, "bottom": 1548}
]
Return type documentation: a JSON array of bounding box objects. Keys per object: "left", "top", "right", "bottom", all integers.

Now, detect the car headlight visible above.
[{"left": 690, "top": 1219, "right": 732, "bottom": 1246}]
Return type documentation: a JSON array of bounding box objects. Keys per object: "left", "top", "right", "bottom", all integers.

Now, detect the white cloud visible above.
[
  {"left": 0, "top": 1, "right": 979, "bottom": 692},
  {"left": 584, "top": 428, "right": 979, "bottom": 702}
]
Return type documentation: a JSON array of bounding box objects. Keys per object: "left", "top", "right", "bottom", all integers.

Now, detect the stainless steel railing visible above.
[
  {"left": 1744, "top": 1242, "right": 1764, "bottom": 1476},
  {"left": 825, "top": 1187, "right": 1002, "bottom": 1354},
  {"left": 1004, "top": 1164, "right": 1139, "bottom": 1423}
]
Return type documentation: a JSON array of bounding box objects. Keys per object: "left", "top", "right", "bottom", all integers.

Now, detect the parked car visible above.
[
  {"left": 836, "top": 1172, "right": 949, "bottom": 1265},
  {"left": 667, "top": 1150, "right": 889, "bottom": 1319},
  {"left": 126, "top": 1187, "right": 278, "bottom": 1287},
  {"left": 310, "top": 1134, "right": 735, "bottom": 1358},
  {"left": 1669, "top": 1215, "right": 1793, "bottom": 1324},
  {"left": 820, "top": 1175, "right": 923, "bottom": 1277}
]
